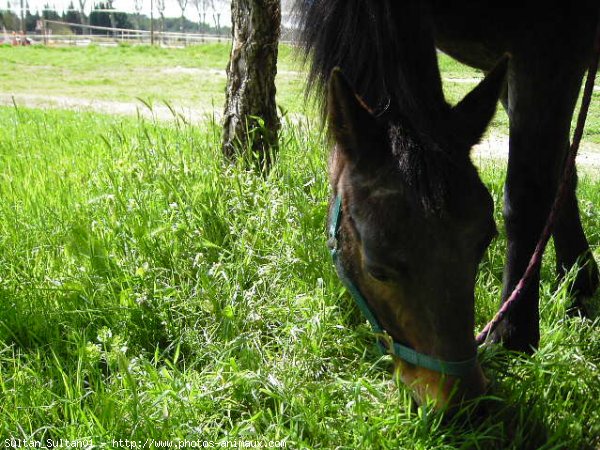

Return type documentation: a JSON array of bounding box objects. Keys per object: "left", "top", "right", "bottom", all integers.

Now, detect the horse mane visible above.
[
  {"left": 389, "top": 122, "right": 453, "bottom": 214},
  {"left": 294, "top": 0, "right": 449, "bottom": 126},
  {"left": 295, "top": 0, "right": 454, "bottom": 212}
]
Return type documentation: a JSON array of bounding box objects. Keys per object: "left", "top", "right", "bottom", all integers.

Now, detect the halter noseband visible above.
[{"left": 328, "top": 194, "right": 478, "bottom": 378}]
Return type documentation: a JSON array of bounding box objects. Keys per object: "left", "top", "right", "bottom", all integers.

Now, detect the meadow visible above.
[
  {"left": 0, "top": 43, "right": 599, "bottom": 144},
  {"left": 0, "top": 44, "right": 599, "bottom": 448},
  {"left": 0, "top": 44, "right": 307, "bottom": 116}
]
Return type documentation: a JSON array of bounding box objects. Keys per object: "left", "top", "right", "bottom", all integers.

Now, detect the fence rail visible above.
[
  {"left": 2, "top": 20, "right": 295, "bottom": 47},
  {"left": 4, "top": 20, "right": 228, "bottom": 47}
]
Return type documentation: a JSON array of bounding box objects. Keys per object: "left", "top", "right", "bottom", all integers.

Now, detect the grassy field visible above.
[
  {"left": 0, "top": 43, "right": 599, "bottom": 144},
  {"left": 0, "top": 44, "right": 308, "bottom": 115},
  {"left": 0, "top": 43, "right": 599, "bottom": 447},
  {"left": 0, "top": 104, "right": 599, "bottom": 448}
]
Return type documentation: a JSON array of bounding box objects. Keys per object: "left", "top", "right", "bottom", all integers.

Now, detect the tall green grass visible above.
[{"left": 0, "top": 105, "right": 599, "bottom": 448}]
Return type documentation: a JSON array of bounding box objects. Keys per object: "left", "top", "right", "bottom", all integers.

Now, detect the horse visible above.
[{"left": 295, "top": 1, "right": 600, "bottom": 408}]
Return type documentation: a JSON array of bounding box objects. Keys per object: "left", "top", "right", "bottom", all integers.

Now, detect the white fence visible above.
[
  {"left": 12, "top": 20, "right": 228, "bottom": 47},
  {"left": 4, "top": 20, "right": 296, "bottom": 47}
]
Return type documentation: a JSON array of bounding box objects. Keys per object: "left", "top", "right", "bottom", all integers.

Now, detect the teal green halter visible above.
[{"left": 328, "top": 194, "right": 478, "bottom": 377}]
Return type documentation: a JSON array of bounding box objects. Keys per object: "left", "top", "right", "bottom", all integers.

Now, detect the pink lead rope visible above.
[{"left": 476, "top": 19, "right": 600, "bottom": 346}]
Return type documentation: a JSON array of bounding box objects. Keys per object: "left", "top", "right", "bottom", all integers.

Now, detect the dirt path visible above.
[
  {"left": 0, "top": 93, "right": 213, "bottom": 122},
  {"left": 473, "top": 134, "right": 600, "bottom": 172},
  {"left": 1, "top": 92, "right": 599, "bottom": 170},
  {"left": 447, "top": 77, "right": 600, "bottom": 93}
]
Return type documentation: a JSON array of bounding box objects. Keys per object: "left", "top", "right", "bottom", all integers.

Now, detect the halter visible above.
[{"left": 328, "top": 194, "right": 478, "bottom": 378}]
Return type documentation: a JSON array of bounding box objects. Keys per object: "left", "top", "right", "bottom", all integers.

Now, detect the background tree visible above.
[
  {"left": 222, "top": 0, "right": 281, "bottom": 168},
  {"left": 155, "top": 0, "right": 165, "bottom": 41},
  {"left": 24, "top": 1, "right": 39, "bottom": 31},
  {"left": 42, "top": 2, "right": 60, "bottom": 21},
  {"left": 89, "top": 1, "right": 110, "bottom": 27},
  {"left": 133, "top": 0, "right": 143, "bottom": 31},
  {"left": 212, "top": 10, "right": 220, "bottom": 37},
  {"left": 89, "top": 1, "right": 131, "bottom": 31},
  {"left": 176, "top": 0, "right": 187, "bottom": 32},
  {"left": 0, "top": 7, "right": 19, "bottom": 30},
  {"left": 191, "top": 0, "right": 212, "bottom": 33},
  {"left": 64, "top": 1, "right": 82, "bottom": 28},
  {"left": 78, "top": 0, "right": 89, "bottom": 32},
  {"left": 39, "top": 2, "right": 70, "bottom": 33}
]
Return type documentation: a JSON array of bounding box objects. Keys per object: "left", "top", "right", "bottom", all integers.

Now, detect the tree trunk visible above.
[{"left": 222, "top": 0, "right": 281, "bottom": 169}]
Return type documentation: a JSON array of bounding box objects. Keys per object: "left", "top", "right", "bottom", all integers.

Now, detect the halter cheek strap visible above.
[{"left": 328, "top": 194, "right": 478, "bottom": 378}]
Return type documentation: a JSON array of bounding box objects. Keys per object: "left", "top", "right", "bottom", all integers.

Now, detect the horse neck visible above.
[{"left": 381, "top": 3, "right": 450, "bottom": 130}]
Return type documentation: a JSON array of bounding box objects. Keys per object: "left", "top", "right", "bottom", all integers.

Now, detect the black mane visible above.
[
  {"left": 388, "top": 122, "right": 452, "bottom": 214},
  {"left": 294, "top": 1, "right": 501, "bottom": 214},
  {"left": 294, "top": 0, "right": 450, "bottom": 129}
]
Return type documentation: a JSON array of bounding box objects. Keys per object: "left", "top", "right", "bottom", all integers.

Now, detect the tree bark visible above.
[{"left": 222, "top": 0, "right": 281, "bottom": 169}]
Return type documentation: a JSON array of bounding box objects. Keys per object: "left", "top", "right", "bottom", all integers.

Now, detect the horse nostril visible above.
[{"left": 401, "top": 362, "right": 488, "bottom": 412}]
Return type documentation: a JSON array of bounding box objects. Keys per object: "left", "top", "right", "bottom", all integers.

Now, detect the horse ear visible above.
[
  {"left": 452, "top": 55, "right": 509, "bottom": 151},
  {"left": 327, "top": 68, "right": 380, "bottom": 162}
]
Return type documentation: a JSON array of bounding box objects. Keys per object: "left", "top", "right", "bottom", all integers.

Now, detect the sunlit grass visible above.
[
  {"left": 1, "top": 44, "right": 599, "bottom": 145},
  {"left": 0, "top": 43, "right": 309, "bottom": 114},
  {"left": 0, "top": 105, "right": 598, "bottom": 447}
]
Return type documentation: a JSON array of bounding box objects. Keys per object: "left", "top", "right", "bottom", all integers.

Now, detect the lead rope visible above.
[{"left": 476, "top": 19, "right": 600, "bottom": 346}]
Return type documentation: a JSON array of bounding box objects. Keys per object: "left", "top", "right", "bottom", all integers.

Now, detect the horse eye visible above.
[{"left": 366, "top": 265, "right": 394, "bottom": 283}]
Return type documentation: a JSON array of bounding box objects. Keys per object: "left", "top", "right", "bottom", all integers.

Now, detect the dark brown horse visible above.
[{"left": 296, "top": 1, "right": 599, "bottom": 407}]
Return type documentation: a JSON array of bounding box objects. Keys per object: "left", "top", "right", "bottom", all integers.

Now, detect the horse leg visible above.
[
  {"left": 553, "top": 6, "right": 600, "bottom": 294},
  {"left": 499, "top": 92, "right": 599, "bottom": 318},
  {"left": 553, "top": 173, "right": 599, "bottom": 315},
  {"left": 491, "top": 50, "right": 590, "bottom": 353}
]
